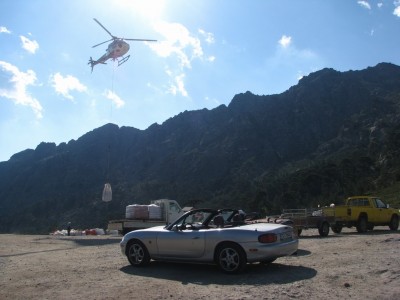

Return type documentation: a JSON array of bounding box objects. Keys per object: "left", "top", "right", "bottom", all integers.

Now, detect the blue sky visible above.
[{"left": 1, "top": 0, "right": 399, "bottom": 162}]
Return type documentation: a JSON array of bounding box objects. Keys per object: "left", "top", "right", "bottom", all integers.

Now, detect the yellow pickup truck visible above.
[{"left": 322, "top": 196, "right": 399, "bottom": 233}]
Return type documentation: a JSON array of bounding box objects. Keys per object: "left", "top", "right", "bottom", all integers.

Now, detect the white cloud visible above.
[
  {"left": 148, "top": 21, "right": 215, "bottom": 98},
  {"left": 148, "top": 21, "right": 211, "bottom": 98},
  {"left": 0, "top": 26, "right": 11, "bottom": 34},
  {"left": 149, "top": 21, "right": 204, "bottom": 68},
  {"left": 357, "top": 1, "right": 371, "bottom": 10},
  {"left": 198, "top": 29, "right": 215, "bottom": 44},
  {"left": 207, "top": 55, "right": 216, "bottom": 62},
  {"left": 204, "top": 96, "right": 220, "bottom": 107},
  {"left": 377, "top": 2, "right": 383, "bottom": 8},
  {"left": 394, "top": 2, "right": 400, "bottom": 17},
  {"left": 104, "top": 89, "right": 125, "bottom": 108},
  {"left": 20, "top": 35, "right": 39, "bottom": 54},
  {"left": 166, "top": 72, "right": 188, "bottom": 97},
  {"left": 50, "top": 73, "right": 87, "bottom": 100},
  {"left": 0, "top": 61, "right": 43, "bottom": 118},
  {"left": 279, "top": 35, "right": 292, "bottom": 48}
]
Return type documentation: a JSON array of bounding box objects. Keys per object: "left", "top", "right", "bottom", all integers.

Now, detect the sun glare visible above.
[{"left": 117, "top": 0, "right": 165, "bottom": 20}]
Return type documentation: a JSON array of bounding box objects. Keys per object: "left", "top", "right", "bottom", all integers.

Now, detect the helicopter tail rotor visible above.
[{"left": 88, "top": 57, "right": 95, "bottom": 73}]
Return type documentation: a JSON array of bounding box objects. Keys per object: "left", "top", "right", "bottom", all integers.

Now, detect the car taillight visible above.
[{"left": 258, "top": 233, "right": 277, "bottom": 243}]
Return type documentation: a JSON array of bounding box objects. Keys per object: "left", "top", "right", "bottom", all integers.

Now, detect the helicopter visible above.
[{"left": 88, "top": 18, "right": 156, "bottom": 72}]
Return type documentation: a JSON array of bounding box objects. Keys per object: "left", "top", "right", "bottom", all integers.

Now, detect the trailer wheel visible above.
[
  {"left": 389, "top": 215, "right": 399, "bottom": 231},
  {"left": 318, "top": 222, "right": 330, "bottom": 237},
  {"left": 331, "top": 225, "right": 342, "bottom": 234},
  {"left": 356, "top": 216, "right": 368, "bottom": 233}
]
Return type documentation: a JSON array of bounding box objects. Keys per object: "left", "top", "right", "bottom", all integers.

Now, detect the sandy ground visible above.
[{"left": 0, "top": 227, "right": 399, "bottom": 300}]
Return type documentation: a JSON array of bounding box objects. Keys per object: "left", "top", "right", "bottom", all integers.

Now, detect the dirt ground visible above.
[{"left": 0, "top": 227, "right": 399, "bottom": 300}]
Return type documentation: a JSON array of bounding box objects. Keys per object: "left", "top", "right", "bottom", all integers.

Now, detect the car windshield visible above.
[
  {"left": 169, "top": 209, "right": 216, "bottom": 230},
  {"left": 167, "top": 208, "right": 244, "bottom": 230}
]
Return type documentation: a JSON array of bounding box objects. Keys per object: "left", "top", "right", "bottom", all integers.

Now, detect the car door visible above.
[
  {"left": 373, "top": 198, "right": 391, "bottom": 223},
  {"left": 156, "top": 229, "right": 206, "bottom": 258}
]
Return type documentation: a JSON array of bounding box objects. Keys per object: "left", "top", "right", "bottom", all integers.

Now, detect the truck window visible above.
[
  {"left": 374, "top": 198, "right": 386, "bottom": 208},
  {"left": 361, "top": 199, "right": 369, "bottom": 206},
  {"left": 348, "top": 198, "right": 369, "bottom": 206},
  {"left": 169, "top": 202, "right": 180, "bottom": 212}
]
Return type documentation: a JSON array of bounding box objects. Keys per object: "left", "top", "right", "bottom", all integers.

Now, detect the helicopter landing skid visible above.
[{"left": 117, "top": 55, "right": 130, "bottom": 67}]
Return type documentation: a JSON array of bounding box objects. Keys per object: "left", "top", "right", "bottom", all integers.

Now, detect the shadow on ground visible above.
[{"left": 120, "top": 258, "right": 316, "bottom": 286}]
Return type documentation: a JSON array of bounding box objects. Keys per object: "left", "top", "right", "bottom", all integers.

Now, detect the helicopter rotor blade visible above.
[
  {"left": 123, "top": 38, "right": 157, "bottom": 42},
  {"left": 92, "top": 38, "right": 114, "bottom": 48},
  {"left": 93, "top": 18, "right": 116, "bottom": 39}
]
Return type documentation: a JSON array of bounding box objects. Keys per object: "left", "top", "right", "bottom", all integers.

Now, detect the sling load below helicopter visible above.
[{"left": 88, "top": 18, "right": 156, "bottom": 72}]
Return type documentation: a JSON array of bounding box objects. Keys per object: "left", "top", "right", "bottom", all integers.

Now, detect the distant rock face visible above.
[{"left": 1, "top": 62, "right": 400, "bottom": 233}]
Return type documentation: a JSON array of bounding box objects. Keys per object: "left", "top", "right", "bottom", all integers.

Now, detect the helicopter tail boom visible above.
[{"left": 88, "top": 57, "right": 107, "bottom": 72}]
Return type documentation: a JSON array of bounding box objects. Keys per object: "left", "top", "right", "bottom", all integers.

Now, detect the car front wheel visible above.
[
  {"left": 216, "top": 243, "right": 246, "bottom": 274},
  {"left": 126, "top": 239, "right": 150, "bottom": 267}
]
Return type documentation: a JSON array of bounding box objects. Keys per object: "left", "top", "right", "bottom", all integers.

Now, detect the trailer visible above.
[
  {"left": 108, "top": 199, "right": 190, "bottom": 235},
  {"left": 267, "top": 208, "right": 335, "bottom": 237}
]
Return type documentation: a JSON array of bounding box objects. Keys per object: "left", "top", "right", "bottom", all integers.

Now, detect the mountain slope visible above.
[{"left": 1, "top": 62, "right": 400, "bottom": 233}]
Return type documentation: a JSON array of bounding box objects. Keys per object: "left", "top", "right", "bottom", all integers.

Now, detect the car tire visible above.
[
  {"left": 215, "top": 243, "right": 246, "bottom": 274},
  {"left": 126, "top": 239, "right": 150, "bottom": 267},
  {"left": 389, "top": 215, "right": 399, "bottom": 231},
  {"left": 356, "top": 216, "right": 368, "bottom": 233}
]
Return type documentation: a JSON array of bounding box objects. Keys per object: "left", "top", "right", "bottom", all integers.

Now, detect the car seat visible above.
[{"left": 213, "top": 215, "right": 225, "bottom": 228}]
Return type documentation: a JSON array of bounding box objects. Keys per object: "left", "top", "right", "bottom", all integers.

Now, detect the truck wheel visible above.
[
  {"left": 215, "top": 242, "right": 246, "bottom": 274},
  {"left": 331, "top": 225, "right": 343, "bottom": 234},
  {"left": 367, "top": 224, "right": 374, "bottom": 231},
  {"left": 356, "top": 216, "right": 368, "bottom": 233},
  {"left": 318, "top": 222, "right": 330, "bottom": 237},
  {"left": 389, "top": 215, "right": 399, "bottom": 231},
  {"left": 126, "top": 239, "right": 150, "bottom": 267},
  {"left": 297, "top": 228, "right": 303, "bottom": 236}
]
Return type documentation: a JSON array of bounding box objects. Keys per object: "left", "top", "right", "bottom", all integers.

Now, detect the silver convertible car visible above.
[{"left": 120, "top": 208, "right": 298, "bottom": 273}]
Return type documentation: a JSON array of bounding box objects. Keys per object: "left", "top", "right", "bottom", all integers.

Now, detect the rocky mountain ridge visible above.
[{"left": 1, "top": 62, "right": 400, "bottom": 233}]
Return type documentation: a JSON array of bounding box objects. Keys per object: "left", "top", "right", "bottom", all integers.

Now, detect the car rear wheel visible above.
[
  {"left": 389, "top": 215, "right": 399, "bottom": 231},
  {"left": 216, "top": 243, "right": 246, "bottom": 274},
  {"left": 126, "top": 239, "right": 150, "bottom": 267}
]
